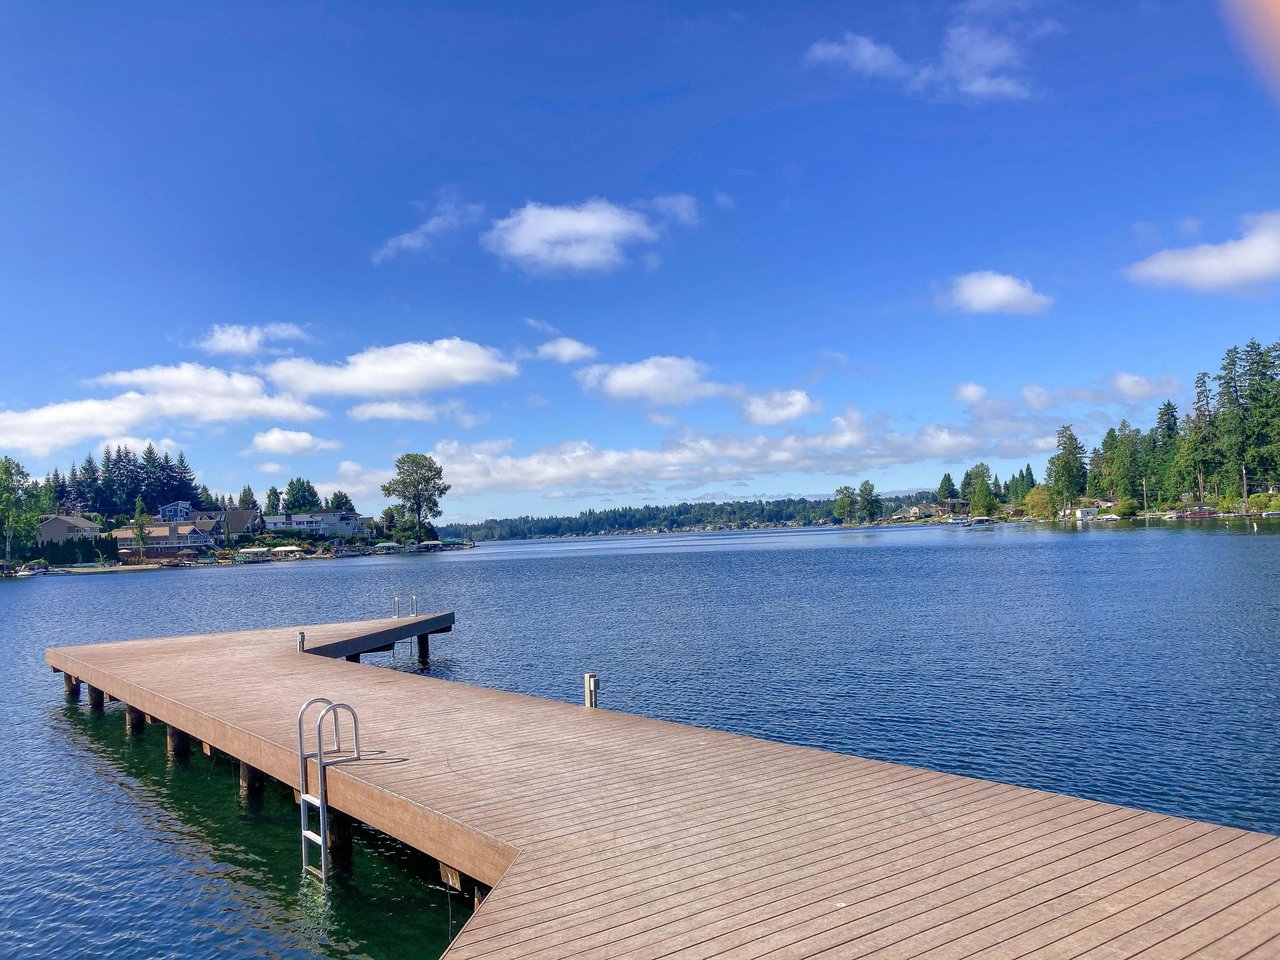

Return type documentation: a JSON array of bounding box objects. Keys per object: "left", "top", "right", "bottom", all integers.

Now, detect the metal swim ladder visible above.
[{"left": 297, "top": 696, "right": 363, "bottom": 883}]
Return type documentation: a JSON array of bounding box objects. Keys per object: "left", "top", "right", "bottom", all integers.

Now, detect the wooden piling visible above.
[
  {"left": 328, "top": 808, "right": 355, "bottom": 870},
  {"left": 345, "top": 653, "right": 360, "bottom": 663},
  {"left": 439, "top": 861, "right": 462, "bottom": 891},
  {"left": 87, "top": 685, "right": 104, "bottom": 712},
  {"left": 417, "top": 633, "right": 429, "bottom": 668},
  {"left": 124, "top": 705, "right": 144, "bottom": 736},
  {"left": 166, "top": 725, "right": 190, "bottom": 759},
  {"left": 63, "top": 673, "right": 81, "bottom": 701},
  {"left": 238, "top": 762, "right": 265, "bottom": 803}
]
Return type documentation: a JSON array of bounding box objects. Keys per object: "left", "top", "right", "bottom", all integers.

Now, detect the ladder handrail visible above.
[
  {"left": 296, "top": 697, "right": 363, "bottom": 885},
  {"left": 314, "top": 702, "right": 362, "bottom": 768}
]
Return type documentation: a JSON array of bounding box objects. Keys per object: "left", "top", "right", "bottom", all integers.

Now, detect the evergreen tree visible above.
[
  {"left": 139, "top": 444, "right": 164, "bottom": 508},
  {"left": 237, "top": 485, "right": 259, "bottom": 511},
  {"left": 77, "top": 453, "right": 100, "bottom": 512},
  {"left": 282, "top": 477, "right": 322, "bottom": 512},
  {"left": 265, "top": 486, "right": 282, "bottom": 514},
  {"left": 115, "top": 446, "right": 142, "bottom": 510},
  {"left": 48, "top": 468, "right": 68, "bottom": 512},
  {"left": 196, "top": 483, "right": 216, "bottom": 510},
  {"left": 833, "top": 484, "right": 856, "bottom": 523},
  {"left": 936, "top": 472, "right": 958, "bottom": 501},
  {"left": 98, "top": 446, "right": 119, "bottom": 516},
  {"left": 173, "top": 451, "right": 198, "bottom": 504},
  {"left": 66, "top": 464, "right": 81, "bottom": 512},
  {"left": 326, "top": 490, "right": 356, "bottom": 513},
  {"left": 856, "top": 480, "right": 883, "bottom": 522},
  {"left": 1047, "top": 425, "right": 1087, "bottom": 506},
  {"left": 158, "top": 452, "right": 177, "bottom": 504},
  {"left": 1086, "top": 448, "right": 1105, "bottom": 498},
  {"left": 968, "top": 474, "right": 997, "bottom": 518}
]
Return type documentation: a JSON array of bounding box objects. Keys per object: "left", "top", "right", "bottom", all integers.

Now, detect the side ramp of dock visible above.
[{"left": 47, "top": 617, "right": 1280, "bottom": 959}]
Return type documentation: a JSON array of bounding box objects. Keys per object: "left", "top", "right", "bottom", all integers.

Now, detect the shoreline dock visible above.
[{"left": 47, "top": 616, "right": 1280, "bottom": 958}]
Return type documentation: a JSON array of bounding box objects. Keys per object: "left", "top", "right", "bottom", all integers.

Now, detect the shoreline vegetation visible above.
[{"left": 3, "top": 336, "right": 1279, "bottom": 565}]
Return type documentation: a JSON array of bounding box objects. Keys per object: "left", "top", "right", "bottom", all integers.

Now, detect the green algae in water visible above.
[{"left": 61, "top": 700, "right": 473, "bottom": 959}]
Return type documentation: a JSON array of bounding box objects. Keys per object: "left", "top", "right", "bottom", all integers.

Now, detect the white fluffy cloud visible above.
[
  {"left": 266, "top": 338, "right": 517, "bottom": 397},
  {"left": 952, "top": 381, "right": 989, "bottom": 405},
  {"left": 649, "top": 194, "right": 701, "bottom": 227},
  {"left": 1125, "top": 212, "right": 1280, "bottom": 292},
  {"left": 1109, "top": 371, "right": 1180, "bottom": 401},
  {"left": 806, "top": 33, "right": 910, "bottom": 77},
  {"left": 0, "top": 363, "right": 321, "bottom": 457},
  {"left": 1017, "top": 371, "right": 1181, "bottom": 411},
  {"left": 422, "top": 407, "right": 1033, "bottom": 498},
  {"left": 347, "top": 399, "right": 485, "bottom": 428},
  {"left": 576, "top": 356, "right": 726, "bottom": 406},
  {"left": 535, "top": 337, "right": 598, "bottom": 363},
  {"left": 198, "top": 323, "right": 307, "bottom": 355},
  {"left": 246, "top": 428, "right": 341, "bottom": 455},
  {"left": 314, "top": 459, "right": 396, "bottom": 504},
  {"left": 482, "top": 199, "right": 658, "bottom": 273},
  {"left": 740, "top": 389, "right": 821, "bottom": 426},
  {"left": 372, "top": 193, "right": 484, "bottom": 264},
  {"left": 947, "top": 270, "right": 1052, "bottom": 314},
  {"left": 806, "top": 5, "right": 1057, "bottom": 102}
]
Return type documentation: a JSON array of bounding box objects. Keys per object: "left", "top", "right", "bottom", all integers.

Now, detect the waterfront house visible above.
[
  {"left": 156, "top": 501, "right": 193, "bottom": 522},
  {"left": 37, "top": 515, "right": 102, "bottom": 546},
  {"left": 909, "top": 504, "right": 938, "bottom": 520},
  {"left": 192, "top": 508, "right": 263, "bottom": 543},
  {"left": 111, "top": 521, "right": 219, "bottom": 558},
  {"left": 264, "top": 510, "right": 369, "bottom": 538},
  {"left": 937, "top": 498, "right": 970, "bottom": 516}
]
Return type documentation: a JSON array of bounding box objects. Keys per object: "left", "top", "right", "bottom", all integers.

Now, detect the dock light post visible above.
[
  {"left": 297, "top": 631, "right": 306, "bottom": 652},
  {"left": 584, "top": 673, "right": 599, "bottom": 709}
]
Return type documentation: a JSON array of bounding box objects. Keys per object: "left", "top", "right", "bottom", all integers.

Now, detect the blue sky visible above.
[{"left": 2, "top": 1, "right": 1279, "bottom": 522}]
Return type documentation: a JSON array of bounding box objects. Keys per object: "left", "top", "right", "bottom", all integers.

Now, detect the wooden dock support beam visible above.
[
  {"left": 87, "top": 685, "right": 104, "bottom": 712},
  {"left": 345, "top": 653, "right": 360, "bottom": 663},
  {"left": 417, "top": 633, "right": 429, "bottom": 668},
  {"left": 124, "top": 705, "right": 144, "bottom": 736},
  {"left": 63, "top": 673, "right": 81, "bottom": 701},
  {"left": 238, "top": 762, "right": 265, "bottom": 803},
  {"left": 328, "top": 809, "right": 354, "bottom": 870},
  {"left": 166, "top": 725, "right": 191, "bottom": 759}
]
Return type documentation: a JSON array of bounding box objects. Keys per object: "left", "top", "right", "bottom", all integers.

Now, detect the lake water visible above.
[{"left": 3, "top": 521, "right": 1279, "bottom": 957}]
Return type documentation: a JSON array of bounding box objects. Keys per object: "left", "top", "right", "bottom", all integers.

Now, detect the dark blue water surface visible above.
[{"left": 2, "top": 521, "right": 1279, "bottom": 957}]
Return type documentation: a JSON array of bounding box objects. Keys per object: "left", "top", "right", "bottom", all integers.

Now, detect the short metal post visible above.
[
  {"left": 410, "top": 595, "right": 417, "bottom": 616},
  {"left": 584, "top": 672, "right": 599, "bottom": 709},
  {"left": 297, "top": 630, "right": 306, "bottom": 652}
]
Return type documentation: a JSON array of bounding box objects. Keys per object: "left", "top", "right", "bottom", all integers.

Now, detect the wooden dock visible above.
[{"left": 47, "top": 616, "right": 1280, "bottom": 959}]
